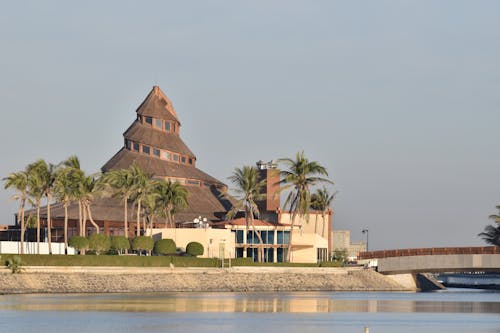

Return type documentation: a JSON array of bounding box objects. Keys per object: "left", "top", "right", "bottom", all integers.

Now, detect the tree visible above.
[
  {"left": 88, "top": 234, "right": 111, "bottom": 255},
  {"left": 155, "top": 179, "right": 188, "bottom": 228},
  {"left": 79, "top": 174, "right": 103, "bottom": 235},
  {"left": 3, "top": 170, "right": 29, "bottom": 254},
  {"left": 129, "top": 165, "right": 152, "bottom": 236},
  {"left": 153, "top": 239, "right": 176, "bottom": 255},
  {"left": 478, "top": 206, "right": 500, "bottom": 246},
  {"left": 310, "top": 187, "right": 337, "bottom": 237},
  {"left": 54, "top": 156, "right": 84, "bottom": 254},
  {"left": 227, "top": 166, "right": 267, "bottom": 262},
  {"left": 278, "top": 151, "right": 333, "bottom": 262},
  {"left": 68, "top": 236, "right": 89, "bottom": 255},
  {"left": 26, "top": 161, "right": 46, "bottom": 255},
  {"left": 186, "top": 242, "right": 204, "bottom": 257},
  {"left": 102, "top": 168, "right": 135, "bottom": 238},
  {"left": 111, "top": 236, "right": 130, "bottom": 255},
  {"left": 132, "top": 236, "right": 154, "bottom": 255}
]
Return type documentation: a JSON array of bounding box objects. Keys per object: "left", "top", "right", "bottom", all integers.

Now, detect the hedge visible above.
[{"left": 186, "top": 242, "right": 204, "bottom": 256}]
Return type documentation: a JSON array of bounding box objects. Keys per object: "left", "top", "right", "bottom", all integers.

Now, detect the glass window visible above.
[
  {"left": 267, "top": 230, "right": 274, "bottom": 244},
  {"left": 165, "top": 122, "right": 171, "bottom": 131},
  {"left": 153, "top": 148, "right": 160, "bottom": 157},
  {"left": 236, "top": 248, "right": 244, "bottom": 258},
  {"left": 124, "top": 139, "right": 130, "bottom": 149},
  {"left": 173, "top": 123, "right": 176, "bottom": 132},
  {"left": 181, "top": 156, "right": 186, "bottom": 163},
  {"left": 133, "top": 142, "right": 139, "bottom": 151},
  {"left": 145, "top": 116, "right": 152, "bottom": 125},
  {"left": 283, "top": 231, "right": 290, "bottom": 244},
  {"left": 155, "top": 119, "right": 162, "bottom": 129},
  {"left": 161, "top": 151, "right": 171, "bottom": 160},
  {"left": 142, "top": 145, "right": 150, "bottom": 154},
  {"left": 236, "top": 230, "right": 243, "bottom": 244},
  {"left": 189, "top": 158, "right": 193, "bottom": 165},
  {"left": 173, "top": 154, "right": 179, "bottom": 162}
]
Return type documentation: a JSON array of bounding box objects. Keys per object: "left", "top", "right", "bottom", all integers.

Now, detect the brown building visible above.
[{"left": 35, "top": 86, "right": 234, "bottom": 239}]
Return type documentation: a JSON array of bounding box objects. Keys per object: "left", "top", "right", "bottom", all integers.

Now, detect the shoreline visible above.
[{"left": 0, "top": 266, "right": 414, "bottom": 294}]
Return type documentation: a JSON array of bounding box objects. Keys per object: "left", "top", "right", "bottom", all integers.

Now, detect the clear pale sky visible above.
[{"left": 1, "top": 1, "right": 499, "bottom": 250}]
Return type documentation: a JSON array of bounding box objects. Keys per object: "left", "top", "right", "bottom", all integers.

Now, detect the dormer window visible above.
[
  {"left": 145, "top": 117, "right": 152, "bottom": 125},
  {"left": 133, "top": 142, "right": 139, "bottom": 151},
  {"left": 142, "top": 145, "right": 150, "bottom": 155},
  {"left": 155, "top": 119, "right": 162, "bottom": 129},
  {"left": 153, "top": 148, "right": 160, "bottom": 157},
  {"left": 165, "top": 122, "right": 171, "bottom": 132}
]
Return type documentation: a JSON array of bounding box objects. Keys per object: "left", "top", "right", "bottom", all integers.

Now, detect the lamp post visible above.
[
  {"left": 362, "top": 228, "right": 369, "bottom": 252},
  {"left": 193, "top": 216, "right": 208, "bottom": 228}
]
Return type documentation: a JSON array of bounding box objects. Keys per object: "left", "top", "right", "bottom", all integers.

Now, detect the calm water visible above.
[{"left": 1, "top": 289, "right": 499, "bottom": 333}]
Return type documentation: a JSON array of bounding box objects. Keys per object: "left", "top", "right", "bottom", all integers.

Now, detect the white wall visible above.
[{"left": 0, "top": 241, "right": 76, "bottom": 255}]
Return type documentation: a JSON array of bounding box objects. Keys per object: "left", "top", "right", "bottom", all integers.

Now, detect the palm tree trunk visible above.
[
  {"left": 250, "top": 215, "right": 264, "bottom": 262},
  {"left": 321, "top": 212, "right": 326, "bottom": 238},
  {"left": 286, "top": 212, "right": 296, "bottom": 262},
  {"left": 36, "top": 199, "right": 41, "bottom": 255},
  {"left": 142, "top": 215, "right": 147, "bottom": 235},
  {"left": 82, "top": 201, "right": 87, "bottom": 237},
  {"left": 64, "top": 201, "right": 68, "bottom": 255},
  {"left": 47, "top": 193, "right": 52, "bottom": 255},
  {"left": 136, "top": 199, "right": 142, "bottom": 236},
  {"left": 123, "top": 196, "right": 129, "bottom": 238},
  {"left": 78, "top": 200, "right": 83, "bottom": 236},
  {"left": 314, "top": 214, "right": 318, "bottom": 234},
  {"left": 20, "top": 198, "right": 25, "bottom": 255},
  {"left": 86, "top": 203, "right": 99, "bottom": 233}
]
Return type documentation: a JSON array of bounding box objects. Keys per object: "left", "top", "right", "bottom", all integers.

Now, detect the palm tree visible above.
[
  {"left": 478, "top": 206, "right": 500, "bottom": 246},
  {"left": 102, "top": 168, "right": 135, "bottom": 238},
  {"left": 227, "top": 166, "right": 267, "bottom": 262},
  {"left": 26, "top": 161, "right": 46, "bottom": 254},
  {"left": 478, "top": 224, "right": 500, "bottom": 246},
  {"left": 129, "top": 165, "right": 152, "bottom": 236},
  {"left": 79, "top": 174, "right": 103, "bottom": 235},
  {"left": 310, "top": 187, "right": 337, "bottom": 237},
  {"left": 54, "top": 155, "right": 84, "bottom": 253},
  {"left": 156, "top": 179, "right": 188, "bottom": 228},
  {"left": 278, "top": 151, "right": 333, "bottom": 262},
  {"left": 3, "top": 170, "right": 29, "bottom": 254}
]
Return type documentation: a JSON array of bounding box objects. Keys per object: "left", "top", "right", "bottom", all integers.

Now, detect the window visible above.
[
  {"left": 165, "top": 122, "right": 171, "bottom": 132},
  {"left": 145, "top": 117, "right": 152, "bottom": 125},
  {"left": 155, "top": 119, "right": 162, "bottom": 129},
  {"left": 181, "top": 156, "right": 186, "bottom": 163},
  {"left": 142, "top": 145, "right": 150, "bottom": 155},
  {"left": 153, "top": 148, "right": 160, "bottom": 157},
  {"left": 236, "top": 230, "right": 244, "bottom": 244},
  {"left": 173, "top": 123, "right": 176, "bottom": 132},
  {"left": 186, "top": 179, "right": 200, "bottom": 185},
  {"left": 133, "top": 142, "right": 139, "bottom": 151},
  {"left": 189, "top": 158, "right": 193, "bottom": 165},
  {"left": 173, "top": 154, "right": 179, "bottom": 162},
  {"left": 161, "top": 151, "right": 171, "bottom": 160},
  {"left": 125, "top": 139, "right": 130, "bottom": 149}
]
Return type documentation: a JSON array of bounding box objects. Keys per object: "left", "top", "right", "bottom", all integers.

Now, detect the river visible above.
[{"left": 0, "top": 289, "right": 499, "bottom": 333}]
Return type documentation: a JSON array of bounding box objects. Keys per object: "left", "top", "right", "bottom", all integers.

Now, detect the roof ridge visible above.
[{"left": 136, "top": 85, "right": 179, "bottom": 121}]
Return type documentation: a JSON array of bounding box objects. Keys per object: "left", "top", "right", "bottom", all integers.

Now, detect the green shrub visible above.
[
  {"left": 132, "top": 236, "right": 154, "bottom": 254},
  {"left": 154, "top": 239, "right": 176, "bottom": 255},
  {"left": 186, "top": 242, "right": 204, "bottom": 257},
  {"left": 111, "top": 236, "right": 130, "bottom": 254},
  {"left": 68, "top": 236, "right": 89, "bottom": 254},
  {"left": 88, "top": 234, "right": 111, "bottom": 255},
  {"left": 7, "top": 255, "right": 23, "bottom": 274}
]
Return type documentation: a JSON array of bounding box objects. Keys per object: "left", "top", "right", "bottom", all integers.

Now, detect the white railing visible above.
[{"left": 0, "top": 241, "right": 75, "bottom": 255}]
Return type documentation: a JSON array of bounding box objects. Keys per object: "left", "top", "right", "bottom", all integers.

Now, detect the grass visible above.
[{"left": 0, "top": 254, "right": 343, "bottom": 268}]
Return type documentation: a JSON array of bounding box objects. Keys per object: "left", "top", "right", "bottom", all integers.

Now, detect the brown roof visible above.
[
  {"left": 123, "top": 121, "right": 195, "bottom": 158},
  {"left": 136, "top": 86, "right": 179, "bottom": 123},
  {"left": 36, "top": 185, "right": 234, "bottom": 223},
  {"left": 212, "top": 218, "right": 283, "bottom": 227},
  {"left": 101, "top": 148, "right": 224, "bottom": 186}
]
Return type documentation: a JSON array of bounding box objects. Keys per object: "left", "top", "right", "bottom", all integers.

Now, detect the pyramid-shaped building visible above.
[{"left": 45, "top": 86, "right": 234, "bottom": 237}]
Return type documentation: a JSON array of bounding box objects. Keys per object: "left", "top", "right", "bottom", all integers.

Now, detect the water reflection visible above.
[{"left": 1, "top": 292, "right": 499, "bottom": 314}]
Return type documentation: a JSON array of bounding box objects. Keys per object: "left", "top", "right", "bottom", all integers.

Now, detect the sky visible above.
[{"left": 1, "top": 1, "right": 499, "bottom": 250}]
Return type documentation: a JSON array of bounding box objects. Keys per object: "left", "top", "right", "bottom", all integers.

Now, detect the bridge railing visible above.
[{"left": 358, "top": 246, "right": 500, "bottom": 259}]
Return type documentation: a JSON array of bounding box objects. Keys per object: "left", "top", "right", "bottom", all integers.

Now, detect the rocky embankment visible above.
[{"left": 0, "top": 266, "right": 412, "bottom": 294}]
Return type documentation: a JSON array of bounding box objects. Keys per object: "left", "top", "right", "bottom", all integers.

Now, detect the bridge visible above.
[{"left": 358, "top": 246, "right": 500, "bottom": 275}]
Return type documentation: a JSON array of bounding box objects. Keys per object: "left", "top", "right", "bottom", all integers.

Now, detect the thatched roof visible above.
[
  {"left": 101, "top": 148, "right": 222, "bottom": 186},
  {"left": 135, "top": 85, "right": 179, "bottom": 123},
  {"left": 123, "top": 121, "right": 195, "bottom": 158}
]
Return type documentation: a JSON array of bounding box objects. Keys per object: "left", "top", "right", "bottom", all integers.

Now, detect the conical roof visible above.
[{"left": 136, "top": 85, "right": 179, "bottom": 123}]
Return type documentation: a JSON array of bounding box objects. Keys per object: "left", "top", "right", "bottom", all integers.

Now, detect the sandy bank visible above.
[{"left": 0, "top": 266, "right": 413, "bottom": 294}]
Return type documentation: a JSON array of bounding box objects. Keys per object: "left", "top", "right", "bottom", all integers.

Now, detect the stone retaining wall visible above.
[{"left": 0, "top": 267, "right": 412, "bottom": 294}]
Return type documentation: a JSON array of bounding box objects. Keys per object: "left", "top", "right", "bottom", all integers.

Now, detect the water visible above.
[{"left": 1, "top": 289, "right": 499, "bottom": 333}]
